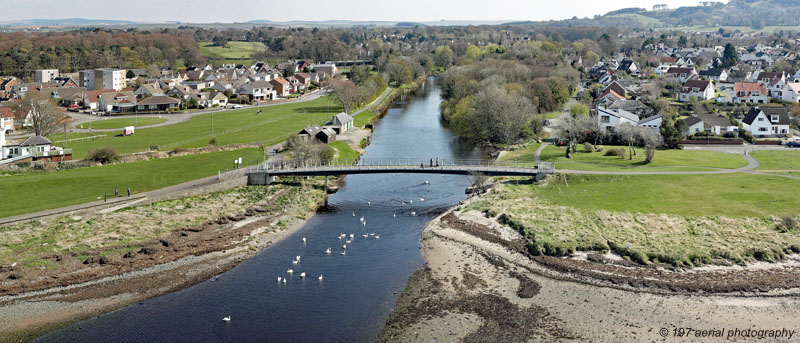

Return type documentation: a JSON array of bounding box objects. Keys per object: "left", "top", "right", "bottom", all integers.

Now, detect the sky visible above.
[{"left": 0, "top": 0, "right": 728, "bottom": 23}]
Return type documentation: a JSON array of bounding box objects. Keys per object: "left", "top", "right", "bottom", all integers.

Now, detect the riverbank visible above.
[
  {"left": 0, "top": 179, "right": 325, "bottom": 342},
  {"left": 380, "top": 193, "right": 800, "bottom": 342}
]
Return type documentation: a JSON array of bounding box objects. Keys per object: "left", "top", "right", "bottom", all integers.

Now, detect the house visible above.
[
  {"left": 48, "top": 87, "right": 86, "bottom": 108},
  {"left": 781, "top": 82, "right": 800, "bottom": 103},
  {"left": 134, "top": 83, "right": 165, "bottom": 98},
  {"left": 679, "top": 79, "right": 715, "bottom": 102},
  {"left": 0, "top": 108, "right": 14, "bottom": 131},
  {"left": 0, "top": 78, "right": 18, "bottom": 93},
  {"left": 167, "top": 86, "right": 194, "bottom": 100},
  {"left": 34, "top": 69, "right": 59, "bottom": 83},
  {"left": 596, "top": 107, "right": 640, "bottom": 131},
  {"left": 269, "top": 78, "right": 291, "bottom": 97},
  {"left": 190, "top": 92, "right": 228, "bottom": 108},
  {"left": 312, "top": 64, "right": 338, "bottom": 78},
  {"left": 99, "top": 91, "right": 136, "bottom": 113},
  {"left": 742, "top": 107, "right": 791, "bottom": 138},
  {"left": 698, "top": 68, "right": 728, "bottom": 82},
  {"left": 682, "top": 113, "right": 736, "bottom": 136},
  {"left": 83, "top": 89, "right": 118, "bottom": 110},
  {"left": 754, "top": 71, "right": 785, "bottom": 85},
  {"left": 238, "top": 81, "right": 275, "bottom": 101},
  {"left": 616, "top": 59, "right": 639, "bottom": 74},
  {"left": 53, "top": 76, "right": 79, "bottom": 88},
  {"left": 136, "top": 96, "right": 180, "bottom": 112},
  {"left": 607, "top": 99, "right": 652, "bottom": 117},
  {"left": 637, "top": 114, "right": 662, "bottom": 132},
  {"left": 2, "top": 136, "right": 51, "bottom": 160},
  {"left": 665, "top": 67, "right": 697, "bottom": 82},
  {"left": 767, "top": 78, "right": 787, "bottom": 99},
  {"left": 734, "top": 82, "right": 768, "bottom": 104},
  {"left": 326, "top": 112, "right": 354, "bottom": 133}
]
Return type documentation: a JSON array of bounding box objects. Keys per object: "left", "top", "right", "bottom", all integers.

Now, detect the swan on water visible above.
[
  {"left": 283, "top": 278, "right": 286, "bottom": 284},
  {"left": 409, "top": 200, "right": 413, "bottom": 204},
  {"left": 325, "top": 248, "right": 331, "bottom": 254},
  {"left": 360, "top": 216, "right": 364, "bottom": 222},
  {"left": 287, "top": 269, "right": 294, "bottom": 274},
  {"left": 352, "top": 212, "right": 355, "bottom": 217},
  {"left": 340, "top": 251, "right": 346, "bottom": 255},
  {"left": 296, "top": 256, "right": 301, "bottom": 261},
  {"left": 300, "top": 272, "right": 306, "bottom": 278},
  {"left": 343, "top": 244, "right": 347, "bottom": 249},
  {"left": 370, "top": 233, "right": 375, "bottom": 236},
  {"left": 374, "top": 235, "right": 380, "bottom": 239},
  {"left": 222, "top": 316, "right": 231, "bottom": 322},
  {"left": 277, "top": 276, "right": 282, "bottom": 282},
  {"left": 411, "top": 211, "right": 416, "bottom": 216},
  {"left": 346, "top": 239, "right": 352, "bottom": 244},
  {"left": 318, "top": 274, "right": 323, "bottom": 281},
  {"left": 420, "top": 198, "right": 425, "bottom": 202},
  {"left": 292, "top": 260, "right": 299, "bottom": 265},
  {"left": 393, "top": 213, "right": 396, "bottom": 218},
  {"left": 368, "top": 201, "right": 371, "bottom": 206},
  {"left": 362, "top": 234, "right": 368, "bottom": 238},
  {"left": 302, "top": 237, "right": 306, "bottom": 243},
  {"left": 362, "top": 221, "right": 366, "bottom": 226},
  {"left": 425, "top": 180, "right": 430, "bottom": 184}
]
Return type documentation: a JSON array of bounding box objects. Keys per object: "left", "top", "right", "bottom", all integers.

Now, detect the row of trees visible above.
[{"left": 329, "top": 69, "right": 388, "bottom": 113}]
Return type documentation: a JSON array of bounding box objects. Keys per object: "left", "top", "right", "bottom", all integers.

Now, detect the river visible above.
[{"left": 39, "top": 77, "right": 486, "bottom": 342}]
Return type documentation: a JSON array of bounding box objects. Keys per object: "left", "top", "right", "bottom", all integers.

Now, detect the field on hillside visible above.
[
  {"left": 56, "top": 96, "right": 342, "bottom": 159},
  {"left": 0, "top": 148, "right": 263, "bottom": 218},
  {"left": 199, "top": 41, "right": 265, "bottom": 64},
  {"left": 77, "top": 117, "right": 168, "bottom": 130}
]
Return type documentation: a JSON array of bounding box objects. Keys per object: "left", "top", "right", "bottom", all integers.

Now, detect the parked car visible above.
[
  {"left": 786, "top": 141, "right": 800, "bottom": 148},
  {"left": 232, "top": 104, "right": 242, "bottom": 109}
]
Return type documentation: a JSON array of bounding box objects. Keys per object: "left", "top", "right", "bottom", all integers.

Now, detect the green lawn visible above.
[
  {"left": 76, "top": 117, "right": 168, "bottom": 130},
  {"left": 353, "top": 109, "right": 375, "bottom": 128},
  {"left": 466, "top": 173, "right": 800, "bottom": 266},
  {"left": 540, "top": 145, "right": 748, "bottom": 171},
  {"left": 0, "top": 148, "right": 263, "bottom": 218},
  {"left": 199, "top": 41, "right": 266, "bottom": 60},
  {"left": 497, "top": 142, "right": 542, "bottom": 163},
  {"left": 330, "top": 141, "right": 360, "bottom": 161},
  {"left": 55, "top": 96, "right": 342, "bottom": 159},
  {"left": 752, "top": 150, "right": 800, "bottom": 171}
]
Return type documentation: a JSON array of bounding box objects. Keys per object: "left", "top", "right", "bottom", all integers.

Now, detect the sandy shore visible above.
[
  {"left": 381, "top": 196, "right": 800, "bottom": 342},
  {"left": 0, "top": 180, "right": 324, "bottom": 342}
]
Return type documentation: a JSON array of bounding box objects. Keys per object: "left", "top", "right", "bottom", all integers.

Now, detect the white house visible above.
[
  {"left": 782, "top": 82, "right": 800, "bottom": 103},
  {"left": 597, "top": 107, "right": 640, "bottom": 131},
  {"left": 2, "top": 136, "right": 52, "bottom": 160},
  {"left": 637, "top": 114, "right": 662, "bottom": 133},
  {"left": 698, "top": 68, "right": 728, "bottom": 82},
  {"left": 679, "top": 79, "right": 715, "bottom": 102},
  {"left": 665, "top": 67, "right": 697, "bottom": 82},
  {"left": 683, "top": 113, "right": 737, "bottom": 136},
  {"left": 742, "top": 107, "right": 791, "bottom": 138}
]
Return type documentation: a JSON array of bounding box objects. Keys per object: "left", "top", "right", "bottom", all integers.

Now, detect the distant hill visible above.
[{"left": 0, "top": 18, "right": 137, "bottom": 27}]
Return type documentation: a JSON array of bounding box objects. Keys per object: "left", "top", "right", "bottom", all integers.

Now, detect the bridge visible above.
[{"left": 245, "top": 159, "right": 555, "bottom": 186}]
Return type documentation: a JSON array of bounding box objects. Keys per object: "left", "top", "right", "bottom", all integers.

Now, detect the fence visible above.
[{"left": 54, "top": 135, "right": 106, "bottom": 145}]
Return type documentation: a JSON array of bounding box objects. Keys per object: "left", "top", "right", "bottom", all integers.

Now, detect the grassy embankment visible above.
[
  {"left": 465, "top": 173, "right": 800, "bottom": 266},
  {"left": 0, "top": 183, "right": 323, "bottom": 269},
  {"left": 499, "top": 143, "right": 749, "bottom": 172},
  {"left": 329, "top": 141, "right": 360, "bottom": 161},
  {"left": 0, "top": 148, "right": 263, "bottom": 218},
  {"left": 76, "top": 117, "right": 168, "bottom": 129},
  {"left": 54, "top": 96, "right": 342, "bottom": 159}
]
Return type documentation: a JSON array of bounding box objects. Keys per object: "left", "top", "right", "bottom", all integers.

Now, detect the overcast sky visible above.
[{"left": 1, "top": 0, "right": 728, "bottom": 23}]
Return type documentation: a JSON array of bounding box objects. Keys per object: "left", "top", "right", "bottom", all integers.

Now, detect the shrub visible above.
[
  {"left": 604, "top": 148, "right": 626, "bottom": 158},
  {"left": 779, "top": 215, "right": 798, "bottom": 232},
  {"left": 209, "top": 137, "right": 218, "bottom": 146},
  {"left": 582, "top": 142, "right": 595, "bottom": 152},
  {"left": 644, "top": 146, "right": 656, "bottom": 164},
  {"left": 87, "top": 147, "right": 119, "bottom": 164}
]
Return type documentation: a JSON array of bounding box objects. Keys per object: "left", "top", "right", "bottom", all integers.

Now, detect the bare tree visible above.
[
  {"left": 468, "top": 171, "right": 490, "bottom": 193},
  {"left": 556, "top": 112, "right": 595, "bottom": 158},
  {"left": 15, "top": 92, "right": 64, "bottom": 137},
  {"left": 287, "top": 134, "right": 333, "bottom": 164},
  {"left": 617, "top": 123, "right": 664, "bottom": 160},
  {"left": 328, "top": 78, "right": 361, "bottom": 113}
]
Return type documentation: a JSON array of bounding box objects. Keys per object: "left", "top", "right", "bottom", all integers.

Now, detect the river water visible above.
[{"left": 39, "top": 77, "right": 486, "bottom": 342}]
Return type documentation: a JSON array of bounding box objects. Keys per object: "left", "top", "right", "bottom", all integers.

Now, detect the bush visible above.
[
  {"left": 779, "top": 215, "right": 798, "bottom": 232},
  {"left": 741, "top": 131, "right": 754, "bottom": 143},
  {"left": 644, "top": 146, "right": 656, "bottom": 164},
  {"left": 209, "top": 137, "right": 218, "bottom": 146},
  {"left": 604, "top": 148, "right": 626, "bottom": 158},
  {"left": 87, "top": 147, "right": 119, "bottom": 164},
  {"left": 582, "top": 142, "right": 595, "bottom": 152}
]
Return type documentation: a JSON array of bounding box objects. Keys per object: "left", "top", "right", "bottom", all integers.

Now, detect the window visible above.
[
  {"left": 759, "top": 127, "right": 767, "bottom": 132},
  {"left": 758, "top": 117, "right": 765, "bottom": 121},
  {"left": 601, "top": 116, "right": 610, "bottom": 123},
  {"left": 771, "top": 116, "right": 779, "bottom": 122}
]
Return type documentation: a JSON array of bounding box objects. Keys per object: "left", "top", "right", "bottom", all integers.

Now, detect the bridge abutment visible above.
[{"left": 247, "top": 172, "right": 275, "bottom": 185}]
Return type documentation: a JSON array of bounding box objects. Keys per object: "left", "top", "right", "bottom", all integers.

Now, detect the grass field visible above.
[
  {"left": 330, "top": 141, "right": 360, "bottom": 161},
  {"left": 76, "top": 117, "right": 168, "bottom": 130},
  {"left": 497, "top": 142, "right": 542, "bottom": 163},
  {"left": 199, "top": 41, "right": 265, "bottom": 60},
  {"left": 751, "top": 150, "right": 800, "bottom": 171},
  {"left": 0, "top": 148, "right": 263, "bottom": 218},
  {"left": 353, "top": 109, "right": 375, "bottom": 128},
  {"left": 465, "top": 173, "right": 800, "bottom": 266},
  {"left": 56, "top": 96, "right": 342, "bottom": 159},
  {"left": 538, "top": 144, "right": 748, "bottom": 171}
]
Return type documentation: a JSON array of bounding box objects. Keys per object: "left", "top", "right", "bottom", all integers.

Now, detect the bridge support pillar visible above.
[
  {"left": 324, "top": 175, "right": 329, "bottom": 191},
  {"left": 247, "top": 172, "right": 274, "bottom": 186}
]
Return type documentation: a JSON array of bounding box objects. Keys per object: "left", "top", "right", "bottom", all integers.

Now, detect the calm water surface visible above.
[{"left": 40, "top": 77, "right": 485, "bottom": 342}]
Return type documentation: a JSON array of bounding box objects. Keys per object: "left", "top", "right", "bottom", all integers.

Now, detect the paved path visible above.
[{"left": 68, "top": 90, "right": 329, "bottom": 133}]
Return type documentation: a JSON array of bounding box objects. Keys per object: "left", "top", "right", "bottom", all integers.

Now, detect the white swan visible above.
[
  {"left": 374, "top": 235, "right": 380, "bottom": 239},
  {"left": 302, "top": 237, "right": 306, "bottom": 243},
  {"left": 222, "top": 316, "right": 231, "bottom": 322},
  {"left": 340, "top": 251, "right": 346, "bottom": 255},
  {"left": 362, "top": 221, "right": 366, "bottom": 226},
  {"left": 300, "top": 272, "right": 306, "bottom": 278},
  {"left": 368, "top": 201, "right": 371, "bottom": 206},
  {"left": 343, "top": 244, "right": 347, "bottom": 249},
  {"left": 277, "top": 276, "right": 282, "bottom": 282},
  {"left": 296, "top": 255, "right": 301, "bottom": 261},
  {"left": 411, "top": 211, "right": 416, "bottom": 216},
  {"left": 283, "top": 278, "right": 286, "bottom": 284},
  {"left": 292, "top": 260, "right": 299, "bottom": 265},
  {"left": 425, "top": 180, "right": 430, "bottom": 184},
  {"left": 393, "top": 213, "right": 396, "bottom": 218},
  {"left": 349, "top": 233, "right": 354, "bottom": 238},
  {"left": 420, "top": 198, "right": 425, "bottom": 202},
  {"left": 318, "top": 274, "right": 323, "bottom": 281},
  {"left": 409, "top": 200, "right": 413, "bottom": 204},
  {"left": 346, "top": 239, "right": 352, "bottom": 244},
  {"left": 287, "top": 269, "right": 294, "bottom": 274},
  {"left": 325, "top": 248, "right": 331, "bottom": 254},
  {"left": 362, "top": 234, "right": 368, "bottom": 238},
  {"left": 352, "top": 212, "right": 355, "bottom": 216}
]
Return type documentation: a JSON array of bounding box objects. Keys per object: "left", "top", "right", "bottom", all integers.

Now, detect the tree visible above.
[
  {"left": 433, "top": 46, "right": 454, "bottom": 69},
  {"left": 722, "top": 43, "right": 738, "bottom": 68},
  {"left": 287, "top": 134, "right": 333, "bottom": 164},
  {"left": 569, "top": 103, "right": 588, "bottom": 117},
  {"left": 328, "top": 78, "right": 360, "bottom": 113},
  {"left": 465, "top": 45, "right": 482, "bottom": 60},
  {"left": 677, "top": 36, "right": 688, "bottom": 48},
  {"left": 212, "top": 36, "right": 228, "bottom": 47},
  {"left": 659, "top": 115, "right": 685, "bottom": 149},
  {"left": 385, "top": 59, "right": 411, "bottom": 85},
  {"left": 583, "top": 51, "right": 600, "bottom": 67},
  {"left": 16, "top": 92, "right": 64, "bottom": 137},
  {"left": 556, "top": 112, "right": 594, "bottom": 158}
]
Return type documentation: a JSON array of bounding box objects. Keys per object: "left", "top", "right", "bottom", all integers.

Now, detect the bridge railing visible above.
[{"left": 255, "top": 158, "right": 545, "bottom": 173}]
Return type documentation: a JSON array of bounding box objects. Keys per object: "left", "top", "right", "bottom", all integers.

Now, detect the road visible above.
[{"left": 67, "top": 89, "right": 330, "bottom": 133}]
